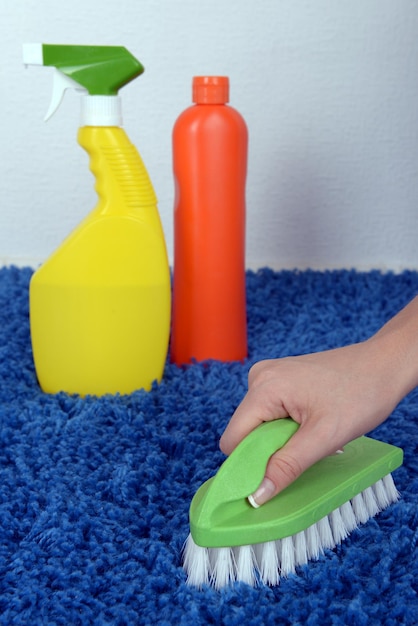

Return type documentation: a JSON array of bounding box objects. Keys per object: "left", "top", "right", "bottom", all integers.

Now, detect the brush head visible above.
[
  {"left": 185, "top": 418, "right": 403, "bottom": 586},
  {"left": 184, "top": 472, "right": 400, "bottom": 588}
]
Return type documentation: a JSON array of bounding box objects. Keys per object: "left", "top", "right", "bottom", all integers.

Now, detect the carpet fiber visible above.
[{"left": 0, "top": 266, "right": 417, "bottom": 625}]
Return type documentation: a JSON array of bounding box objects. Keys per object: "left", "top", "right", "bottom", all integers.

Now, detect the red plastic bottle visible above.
[{"left": 171, "top": 76, "right": 248, "bottom": 365}]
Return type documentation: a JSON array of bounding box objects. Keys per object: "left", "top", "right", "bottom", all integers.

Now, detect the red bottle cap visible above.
[{"left": 192, "top": 76, "right": 229, "bottom": 104}]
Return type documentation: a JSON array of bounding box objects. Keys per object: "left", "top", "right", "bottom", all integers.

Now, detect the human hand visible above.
[{"left": 220, "top": 339, "right": 403, "bottom": 507}]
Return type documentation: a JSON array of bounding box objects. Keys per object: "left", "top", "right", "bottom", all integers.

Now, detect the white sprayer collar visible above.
[{"left": 81, "top": 95, "right": 122, "bottom": 127}]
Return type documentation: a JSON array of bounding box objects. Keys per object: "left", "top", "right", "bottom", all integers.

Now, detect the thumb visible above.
[{"left": 247, "top": 424, "right": 335, "bottom": 508}]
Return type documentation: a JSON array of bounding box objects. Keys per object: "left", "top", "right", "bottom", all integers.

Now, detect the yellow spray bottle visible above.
[{"left": 22, "top": 44, "right": 171, "bottom": 396}]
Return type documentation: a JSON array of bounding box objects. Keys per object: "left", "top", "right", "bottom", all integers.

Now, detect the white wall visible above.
[{"left": 2, "top": 0, "right": 418, "bottom": 271}]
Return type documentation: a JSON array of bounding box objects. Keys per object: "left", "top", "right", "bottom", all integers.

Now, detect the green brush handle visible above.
[
  {"left": 214, "top": 418, "right": 299, "bottom": 500},
  {"left": 190, "top": 419, "right": 298, "bottom": 540}
]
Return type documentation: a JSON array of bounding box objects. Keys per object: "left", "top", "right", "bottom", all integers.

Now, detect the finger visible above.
[
  {"left": 219, "top": 386, "right": 289, "bottom": 455},
  {"left": 248, "top": 422, "right": 338, "bottom": 507}
]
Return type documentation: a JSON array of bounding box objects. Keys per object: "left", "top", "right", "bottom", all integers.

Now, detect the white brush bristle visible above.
[
  {"left": 280, "top": 536, "right": 296, "bottom": 577},
  {"left": 316, "top": 515, "right": 335, "bottom": 550},
  {"left": 183, "top": 474, "right": 400, "bottom": 588},
  {"left": 258, "top": 540, "right": 280, "bottom": 585},
  {"left": 329, "top": 507, "right": 349, "bottom": 544},
  {"left": 234, "top": 544, "right": 258, "bottom": 586},
  {"left": 305, "top": 522, "right": 322, "bottom": 560},
  {"left": 210, "top": 547, "right": 236, "bottom": 589},
  {"left": 294, "top": 530, "right": 308, "bottom": 566}
]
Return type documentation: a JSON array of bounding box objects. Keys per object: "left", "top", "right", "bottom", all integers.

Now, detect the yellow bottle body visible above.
[{"left": 30, "top": 126, "right": 171, "bottom": 396}]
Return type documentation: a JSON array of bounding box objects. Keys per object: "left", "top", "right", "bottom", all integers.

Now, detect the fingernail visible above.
[{"left": 248, "top": 477, "right": 276, "bottom": 508}]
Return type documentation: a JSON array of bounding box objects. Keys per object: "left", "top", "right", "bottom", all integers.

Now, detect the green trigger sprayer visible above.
[{"left": 23, "top": 44, "right": 171, "bottom": 396}]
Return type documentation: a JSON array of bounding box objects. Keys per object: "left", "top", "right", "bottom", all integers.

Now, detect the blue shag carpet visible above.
[{"left": 0, "top": 266, "right": 417, "bottom": 626}]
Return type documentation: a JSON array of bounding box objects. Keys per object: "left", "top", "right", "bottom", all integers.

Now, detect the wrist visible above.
[{"left": 366, "top": 297, "right": 418, "bottom": 403}]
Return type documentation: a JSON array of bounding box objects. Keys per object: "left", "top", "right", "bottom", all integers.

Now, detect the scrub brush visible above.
[{"left": 183, "top": 418, "right": 403, "bottom": 589}]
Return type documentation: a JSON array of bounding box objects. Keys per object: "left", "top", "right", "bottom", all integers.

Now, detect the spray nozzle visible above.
[{"left": 23, "top": 43, "right": 144, "bottom": 124}]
